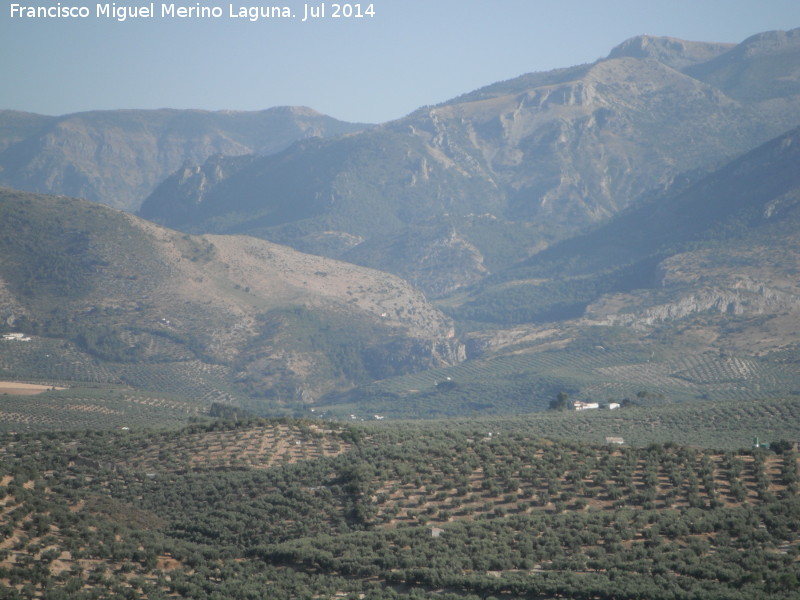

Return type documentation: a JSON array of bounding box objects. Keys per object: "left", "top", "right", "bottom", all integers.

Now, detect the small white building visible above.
[
  {"left": 573, "top": 401, "right": 599, "bottom": 411},
  {"left": 608, "top": 402, "right": 621, "bottom": 410},
  {"left": 2, "top": 333, "right": 31, "bottom": 342}
]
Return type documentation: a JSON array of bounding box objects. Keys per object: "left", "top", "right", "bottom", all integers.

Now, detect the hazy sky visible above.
[{"left": 1, "top": 0, "right": 798, "bottom": 123}]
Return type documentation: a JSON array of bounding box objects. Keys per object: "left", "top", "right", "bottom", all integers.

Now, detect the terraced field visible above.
[
  {"left": 0, "top": 386, "right": 206, "bottom": 432},
  {"left": 114, "top": 421, "right": 352, "bottom": 472},
  {"left": 0, "top": 335, "right": 245, "bottom": 431},
  {"left": 113, "top": 361, "right": 238, "bottom": 405},
  {"left": 1, "top": 417, "right": 797, "bottom": 600},
  {"left": 368, "top": 441, "right": 797, "bottom": 529},
  {"left": 0, "top": 338, "right": 120, "bottom": 385},
  {"left": 409, "top": 396, "right": 800, "bottom": 451},
  {"left": 321, "top": 342, "right": 800, "bottom": 419}
]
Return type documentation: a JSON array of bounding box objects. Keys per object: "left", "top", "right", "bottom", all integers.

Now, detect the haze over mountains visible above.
[
  {"left": 3, "top": 25, "right": 800, "bottom": 600},
  {"left": 461, "top": 123, "right": 800, "bottom": 351},
  {"left": 138, "top": 28, "right": 800, "bottom": 296},
  {"left": 1, "top": 27, "right": 800, "bottom": 419},
  {"left": 0, "top": 107, "right": 367, "bottom": 212}
]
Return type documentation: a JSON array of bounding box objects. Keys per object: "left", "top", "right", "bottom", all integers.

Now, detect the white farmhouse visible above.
[{"left": 573, "top": 401, "right": 599, "bottom": 411}]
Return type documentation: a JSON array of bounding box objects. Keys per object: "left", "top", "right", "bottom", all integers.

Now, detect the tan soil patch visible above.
[
  {"left": 0, "top": 382, "right": 65, "bottom": 395},
  {"left": 156, "top": 556, "right": 183, "bottom": 570}
]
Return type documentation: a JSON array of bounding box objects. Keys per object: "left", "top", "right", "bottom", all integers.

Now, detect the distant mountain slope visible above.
[
  {"left": 140, "top": 28, "right": 800, "bottom": 296},
  {"left": 0, "top": 188, "right": 459, "bottom": 407},
  {"left": 322, "top": 125, "right": 800, "bottom": 417},
  {"left": 0, "top": 110, "right": 54, "bottom": 152},
  {"left": 510, "top": 124, "right": 800, "bottom": 280},
  {"left": 685, "top": 27, "right": 800, "bottom": 103},
  {"left": 456, "top": 124, "right": 800, "bottom": 362},
  {"left": 606, "top": 35, "right": 734, "bottom": 69},
  {"left": 579, "top": 128, "right": 800, "bottom": 357},
  {"left": 0, "top": 107, "right": 367, "bottom": 211}
]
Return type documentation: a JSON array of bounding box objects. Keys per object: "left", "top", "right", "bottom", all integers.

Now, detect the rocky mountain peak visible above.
[{"left": 607, "top": 35, "right": 734, "bottom": 69}]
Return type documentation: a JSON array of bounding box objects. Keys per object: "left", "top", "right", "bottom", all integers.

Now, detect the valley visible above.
[
  {"left": 0, "top": 26, "right": 799, "bottom": 598},
  {"left": 1, "top": 29, "right": 800, "bottom": 428}
]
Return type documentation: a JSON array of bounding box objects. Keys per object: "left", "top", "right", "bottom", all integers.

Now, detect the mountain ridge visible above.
[
  {"left": 0, "top": 107, "right": 368, "bottom": 211},
  {"left": 139, "top": 28, "right": 800, "bottom": 297},
  {"left": 451, "top": 123, "right": 800, "bottom": 360},
  {"left": 607, "top": 34, "right": 735, "bottom": 68}
]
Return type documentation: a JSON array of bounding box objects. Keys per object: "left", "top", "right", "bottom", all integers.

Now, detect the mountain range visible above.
[
  {"left": 1, "top": 27, "right": 799, "bottom": 420},
  {"left": 0, "top": 107, "right": 366, "bottom": 212},
  {"left": 2, "top": 27, "right": 800, "bottom": 600},
  {"left": 138, "top": 28, "right": 800, "bottom": 297}
]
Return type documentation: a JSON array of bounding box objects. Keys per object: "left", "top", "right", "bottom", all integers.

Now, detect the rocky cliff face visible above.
[
  {"left": 396, "top": 53, "right": 768, "bottom": 228},
  {"left": 141, "top": 154, "right": 257, "bottom": 221},
  {"left": 585, "top": 281, "right": 800, "bottom": 329},
  {"left": 581, "top": 232, "right": 800, "bottom": 356}
]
